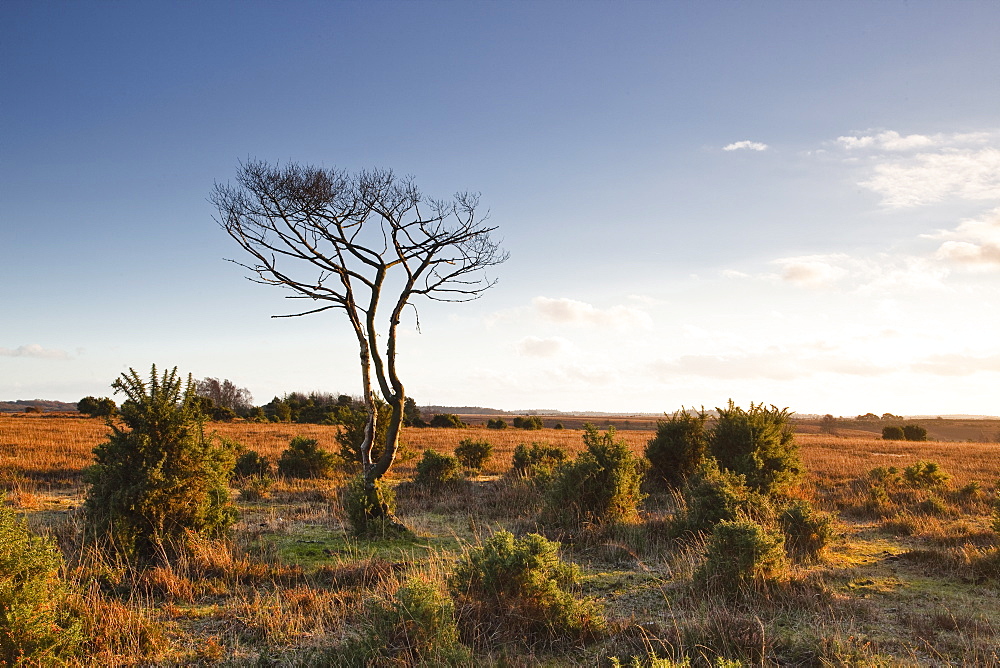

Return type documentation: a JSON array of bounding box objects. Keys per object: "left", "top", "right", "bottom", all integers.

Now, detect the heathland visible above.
[{"left": 3, "top": 412, "right": 1000, "bottom": 665}]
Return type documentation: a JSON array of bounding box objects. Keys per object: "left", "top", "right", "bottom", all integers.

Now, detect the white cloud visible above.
[
  {"left": 910, "top": 353, "right": 1000, "bottom": 376},
  {"left": 861, "top": 147, "right": 1000, "bottom": 208},
  {"left": 926, "top": 207, "right": 1000, "bottom": 270},
  {"left": 532, "top": 296, "right": 652, "bottom": 329},
  {"left": 832, "top": 130, "right": 1000, "bottom": 208},
  {"left": 723, "top": 140, "right": 768, "bottom": 152},
  {"left": 771, "top": 255, "right": 850, "bottom": 287},
  {"left": 0, "top": 344, "right": 70, "bottom": 360},
  {"left": 515, "top": 336, "right": 569, "bottom": 357},
  {"left": 650, "top": 349, "right": 892, "bottom": 382}
]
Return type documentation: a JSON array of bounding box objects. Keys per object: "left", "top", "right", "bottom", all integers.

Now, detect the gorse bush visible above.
[
  {"left": 673, "top": 460, "right": 760, "bottom": 535},
  {"left": 449, "top": 530, "right": 604, "bottom": 643},
  {"left": 414, "top": 449, "right": 463, "bottom": 488},
  {"left": 430, "top": 414, "right": 466, "bottom": 429},
  {"left": 84, "top": 365, "right": 237, "bottom": 560},
  {"left": 513, "top": 416, "right": 544, "bottom": 430},
  {"left": 512, "top": 442, "right": 566, "bottom": 474},
  {"left": 454, "top": 438, "right": 493, "bottom": 471},
  {"left": 277, "top": 436, "right": 337, "bottom": 478},
  {"left": 333, "top": 397, "right": 389, "bottom": 472},
  {"left": 709, "top": 401, "right": 800, "bottom": 494},
  {"left": 544, "top": 425, "right": 647, "bottom": 527},
  {"left": 902, "top": 424, "right": 929, "bottom": 442},
  {"left": 0, "top": 497, "right": 84, "bottom": 664},
  {"left": 233, "top": 449, "right": 271, "bottom": 478},
  {"left": 342, "top": 475, "right": 398, "bottom": 536},
  {"left": 882, "top": 426, "right": 905, "bottom": 441},
  {"left": 903, "top": 460, "right": 950, "bottom": 488},
  {"left": 486, "top": 418, "right": 508, "bottom": 430},
  {"left": 645, "top": 408, "right": 708, "bottom": 487},
  {"left": 696, "top": 519, "right": 788, "bottom": 593},
  {"left": 77, "top": 395, "right": 117, "bottom": 418},
  {"left": 779, "top": 499, "right": 834, "bottom": 562},
  {"left": 340, "top": 574, "right": 470, "bottom": 666}
]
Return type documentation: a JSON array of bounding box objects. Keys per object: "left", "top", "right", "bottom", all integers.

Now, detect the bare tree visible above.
[{"left": 211, "top": 161, "right": 507, "bottom": 528}]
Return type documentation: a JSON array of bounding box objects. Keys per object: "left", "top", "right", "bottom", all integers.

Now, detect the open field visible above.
[{"left": 3, "top": 413, "right": 1000, "bottom": 665}]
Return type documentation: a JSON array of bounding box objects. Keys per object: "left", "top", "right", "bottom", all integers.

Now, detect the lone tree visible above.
[{"left": 211, "top": 161, "right": 507, "bottom": 529}]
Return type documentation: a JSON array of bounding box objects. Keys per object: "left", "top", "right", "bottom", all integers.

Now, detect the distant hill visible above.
[{"left": 0, "top": 399, "right": 78, "bottom": 413}]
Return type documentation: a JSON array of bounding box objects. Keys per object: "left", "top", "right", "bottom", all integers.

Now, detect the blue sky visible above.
[{"left": 3, "top": 1, "right": 1000, "bottom": 416}]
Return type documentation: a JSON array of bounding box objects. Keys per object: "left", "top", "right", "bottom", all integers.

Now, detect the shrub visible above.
[
  {"left": 902, "top": 424, "right": 928, "bottom": 441},
  {"left": 512, "top": 415, "right": 544, "bottom": 430},
  {"left": 84, "top": 365, "right": 237, "bottom": 560},
  {"left": 779, "top": 499, "right": 834, "bottom": 562},
  {"left": 277, "top": 436, "right": 337, "bottom": 478},
  {"left": 449, "top": 530, "right": 604, "bottom": 643},
  {"left": 331, "top": 397, "right": 390, "bottom": 472},
  {"left": 673, "top": 460, "right": 758, "bottom": 535},
  {"left": 430, "top": 414, "right": 466, "bottom": 429},
  {"left": 512, "top": 442, "right": 567, "bottom": 473},
  {"left": 341, "top": 574, "right": 470, "bottom": 665},
  {"left": 342, "top": 475, "right": 398, "bottom": 537},
  {"left": 544, "top": 425, "right": 647, "bottom": 527},
  {"left": 233, "top": 449, "right": 272, "bottom": 478},
  {"left": 882, "top": 426, "right": 905, "bottom": 441},
  {"left": 696, "top": 519, "right": 788, "bottom": 592},
  {"left": 77, "top": 395, "right": 117, "bottom": 418},
  {"left": 903, "top": 460, "right": 950, "bottom": 488},
  {"left": 0, "top": 496, "right": 84, "bottom": 664},
  {"left": 454, "top": 439, "right": 493, "bottom": 471},
  {"left": 486, "top": 418, "right": 508, "bottom": 430},
  {"left": 645, "top": 408, "right": 708, "bottom": 487},
  {"left": 709, "top": 401, "right": 800, "bottom": 494},
  {"left": 554, "top": 422, "right": 564, "bottom": 430},
  {"left": 414, "top": 450, "right": 462, "bottom": 488}
]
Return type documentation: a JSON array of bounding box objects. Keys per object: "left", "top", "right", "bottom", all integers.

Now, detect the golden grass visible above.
[{"left": 5, "top": 413, "right": 1000, "bottom": 664}]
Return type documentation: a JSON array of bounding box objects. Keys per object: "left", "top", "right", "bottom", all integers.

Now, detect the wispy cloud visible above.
[
  {"left": 0, "top": 344, "right": 70, "bottom": 360},
  {"left": 833, "top": 130, "right": 1000, "bottom": 208},
  {"left": 532, "top": 296, "right": 652, "bottom": 329},
  {"left": 650, "top": 350, "right": 892, "bottom": 382},
  {"left": 926, "top": 207, "right": 1000, "bottom": 271},
  {"left": 723, "top": 140, "right": 768, "bottom": 152},
  {"left": 515, "top": 336, "right": 569, "bottom": 357}
]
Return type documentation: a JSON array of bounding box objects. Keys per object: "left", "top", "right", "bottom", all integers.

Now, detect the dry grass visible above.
[{"left": 5, "top": 413, "right": 1000, "bottom": 665}]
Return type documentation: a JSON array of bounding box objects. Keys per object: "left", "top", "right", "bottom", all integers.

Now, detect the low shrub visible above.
[
  {"left": 513, "top": 416, "right": 544, "bottom": 430},
  {"left": 645, "top": 408, "right": 708, "bottom": 487},
  {"left": 342, "top": 475, "right": 399, "bottom": 537},
  {"left": 544, "top": 425, "right": 647, "bottom": 527},
  {"left": 696, "top": 519, "right": 788, "bottom": 593},
  {"left": 512, "top": 442, "right": 567, "bottom": 475},
  {"left": 233, "top": 449, "right": 272, "bottom": 478},
  {"left": 454, "top": 439, "right": 493, "bottom": 471},
  {"left": 414, "top": 450, "right": 462, "bottom": 489},
  {"left": 673, "top": 461, "right": 759, "bottom": 535},
  {"left": 0, "top": 496, "right": 84, "bottom": 663},
  {"left": 449, "top": 530, "right": 604, "bottom": 644},
  {"left": 903, "top": 461, "right": 950, "bottom": 488},
  {"left": 902, "top": 424, "right": 928, "bottom": 441},
  {"left": 486, "top": 418, "right": 508, "bottom": 430},
  {"left": 339, "top": 574, "right": 470, "bottom": 666},
  {"left": 430, "top": 414, "right": 466, "bottom": 429},
  {"left": 779, "top": 499, "right": 834, "bottom": 562},
  {"left": 882, "top": 426, "right": 905, "bottom": 441},
  {"left": 277, "top": 436, "right": 337, "bottom": 478},
  {"left": 709, "top": 401, "right": 800, "bottom": 494}
]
